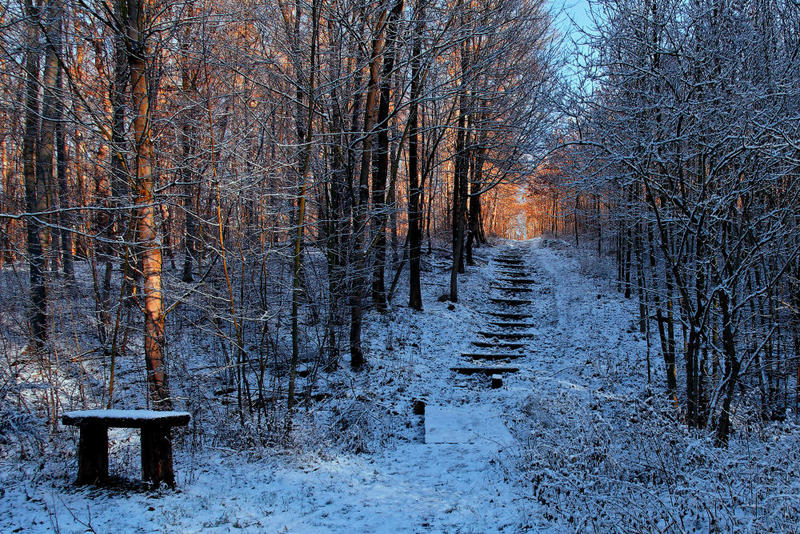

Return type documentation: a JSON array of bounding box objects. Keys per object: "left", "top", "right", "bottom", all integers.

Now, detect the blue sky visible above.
[
  {"left": 562, "top": 0, "right": 592, "bottom": 31},
  {"left": 554, "top": 0, "right": 595, "bottom": 87},
  {"left": 557, "top": 0, "right": 593, "bottom": 39}
]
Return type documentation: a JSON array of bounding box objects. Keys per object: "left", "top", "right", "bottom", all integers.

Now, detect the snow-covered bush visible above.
[{"left": 515, "top": 392, "right": 800, "bottom": 532}]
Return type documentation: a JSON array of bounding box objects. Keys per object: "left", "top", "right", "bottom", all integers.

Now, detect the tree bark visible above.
[
  {"left": 23, "top": 0, "right": 47, "bottom": 349},
  {"left": 449, "top": 39, "right": 471, "bottom": 302},
  {"left": 178, "top": 2, "right": 199, "bottom": 283},
  {"left": 126, "top": 0, "right": 171, "bottom": 408},
  {"left": 288, "top": 0, "right": 318, "bottom": 416},
  {"left": 407, "top": 0, "right": 425, "bottom": 311},
  {"left": 54, "top": 23, "right": 73, "bottom": 283},
  {"left": 370, "top": 0, "right": 404, "bottom": 311},
  {"left": 350, "top": 8, "right": 388, "bottom": 370},
  {"left": 37, "top": 0, "right": 60, "bottom": 279},
  {"left": 465, "top": 142, "right": 485, "bottom": 266}
]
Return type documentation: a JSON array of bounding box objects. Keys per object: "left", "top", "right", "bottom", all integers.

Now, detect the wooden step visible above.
[
  {"left": 497, "top": 278, "right": 535, "bottom": 284},
  {"left": 495, "top": 259, "right": 524, "bottom": 265},
  {"left": 471, "top": 341, "right": 525, "bottom": 350},
  {"left": 489, "top": 298, "right": 532, "bottom": 306},
  {"left": 478, "top": 331, "right": 534, "bottom": 339},
  {"left": 486, "top": 312, "right": 532, "bottom": 320},
  {"left": 451, "top": 366, "right": 520, "bottom": 375},
  {"left": 461, "top": 353, "right": 524, "bottom": 360},
  {"left": 424, "top": 405, "right": 513, "bottom": 445},
  {"left": 498, "top": 270, "right": 528, "bottom": 277},
  {"left": 491, "top": 286, "right": 533, "bottom": 293},
  {"left": 489, "top": 322, "right": 535, "bottom": 328}
]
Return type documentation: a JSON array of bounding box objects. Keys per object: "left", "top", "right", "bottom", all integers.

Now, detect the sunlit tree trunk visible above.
[{"left": 126, "top": 0, "right": 171, "bottom": 408}]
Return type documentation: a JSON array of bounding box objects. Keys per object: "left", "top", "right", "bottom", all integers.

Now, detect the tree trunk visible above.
[
  {"left": 0, "top": 140, "right": 13, "bottom": 267},
  {"left": 647, "top": 220, "right": 676, "bottom": 395},
  {"left": 715, "top": 284, "right": 740, "bottom": 446},
  {"left": 54, "top": 32, "right": 74, "bottom": 283},
  {"left": 127, "top": 0, "right": 171, "bottom": 408},
  {"left": 23, "top": 0, "right": 48, "bottom": 350},
  {"left": 179, "top": 3, "right": 199, "bottom": 283},
  {"left": 350, "top": 8, "right": 388, "bottom": 370},
  {"left": 407, "top": 0, "right": 425, "bottom": 311},
  {"left": 449, "top": 43, "right": 470, "bottom": 302},
  {"left": 370, "top": 0, "right": 404, "bottom": 312},
  {"left": 465, "top": 142, "right": 485, "bottom": 266},
  {"left": 37, "top": 0, "right": 60, "bottom": 278},
  {"left": 288, "top": 0, "right": 318, "bottom": 416}
]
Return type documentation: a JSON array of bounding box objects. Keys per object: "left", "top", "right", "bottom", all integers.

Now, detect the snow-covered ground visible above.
[{"left": 2, "top": 238, "right": 798, "bottom": 533}]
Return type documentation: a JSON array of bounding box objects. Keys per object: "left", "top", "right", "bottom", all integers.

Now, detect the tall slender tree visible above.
[
  {"left": 125, "top": 0, "right": 171, "bottom": 408},
  {"left": 22, "top": 0, "right": 47, "bottom": 350}
]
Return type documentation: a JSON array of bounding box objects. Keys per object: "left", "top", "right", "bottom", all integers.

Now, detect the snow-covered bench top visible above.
[{"left": 62, "top": 409, "right": 191, "bottom": 428}]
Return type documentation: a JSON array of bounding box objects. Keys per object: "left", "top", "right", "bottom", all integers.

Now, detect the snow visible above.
[
  {"left": 424, "top": 405, "right": 514, "bottom": 446},
  {"left": 62, "top": 409, "right": 191, "bottom": 421},
  {"left": 2, "top": 237, "right": 799, "bottom": 532}
]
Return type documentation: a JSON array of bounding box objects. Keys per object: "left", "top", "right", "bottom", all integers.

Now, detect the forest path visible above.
[{"left": 276, "top": 242, "right": 547, "bottom": 532}]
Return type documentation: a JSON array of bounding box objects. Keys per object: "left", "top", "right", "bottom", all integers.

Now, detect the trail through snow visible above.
[{"left": 1, "top": 238, "right": 651, "bottom": 533}]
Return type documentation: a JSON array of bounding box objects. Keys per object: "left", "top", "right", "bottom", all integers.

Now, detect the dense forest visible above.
[
  {"left": 2, "top": 1, "right": 556, "bottom": 417},
  {"left": 569, "top": 0, "right": 800, "bottom": 445},
  {"left": 1, "top": 0, "right": 560, "bottom": 425},
  {"left": 1, "top": 0, "right": 800, "bottom": 529}
]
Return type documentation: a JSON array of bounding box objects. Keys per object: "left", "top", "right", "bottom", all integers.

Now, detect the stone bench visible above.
[{"left": 62, "top": 409, "right": 190, "bottom": 487}]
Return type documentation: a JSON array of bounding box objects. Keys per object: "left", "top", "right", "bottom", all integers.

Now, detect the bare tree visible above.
[{"left": 125, "top": 0, "right": 171, "bottom": 408}]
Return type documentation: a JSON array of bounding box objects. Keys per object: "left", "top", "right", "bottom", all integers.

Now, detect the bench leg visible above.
[
  {"left": 76, "top": 425, "right": 108, "bottom": 484},
  {"left": 141, "top": 425, "right": 174, "bottom": 487}
]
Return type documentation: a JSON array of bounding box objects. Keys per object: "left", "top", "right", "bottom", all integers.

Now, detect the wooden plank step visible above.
[
  {"left": 489, "top": 298, "right": 532, "bottom": 306},
  {"left": 497, "top": 278, "right": 535, "bottom": 284},
  {"left": 495, "top": 259, "right": 524, "bottom": 265},
  {"left": 471, "top": 341, "right": 525, "bottom": 350},
  {"left": 424, "top": 405, "right": 513, "bottom": 445},
  {"left": 451, "top": 366, "right": 520, "bottom": 375},
  {"left": 491, "top": 286, "right": 533, "bottom": 292},
  {"left": 486, "top": 312, "right": 533, "bottom": 320},
  {"left": 498, "top": 270, "right": 528, "bottom": 277},
  {"left": 478, "top": 331, "right": 534, "bottom": 339},
  {"left": 489, "top": 322, "right": 535, "bottom": 328},
  {"left": 462, "top": 352, "right": 524, "bottom": 360}
]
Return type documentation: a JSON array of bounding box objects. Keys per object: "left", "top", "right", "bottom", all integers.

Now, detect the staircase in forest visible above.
[
  {"left": 450, "top": 246, "right": 535, "bottom": 382},
  {"left": 425, "top": 245, "right": 536, "bottom": 445}
]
